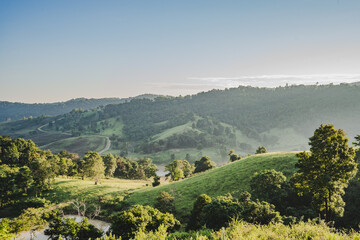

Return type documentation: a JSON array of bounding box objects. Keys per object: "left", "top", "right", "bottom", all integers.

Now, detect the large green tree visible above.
[
  {"left": 194, "top": 156, "right": 216, "bottom": 173},
  {"left": 80, "top": 152, "right": 105, "bottom": 185},
  {"left": 102, "top": 153, "right": 117, "bottom": 177},
  {"left": 294, "top": 124, "right": 357, "bottom": 221},
  {"left": 165, "top": 160, "right": 193, "bottom": 181}
]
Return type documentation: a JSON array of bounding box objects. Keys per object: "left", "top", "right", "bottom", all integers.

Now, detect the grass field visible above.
[
  {"left": 124, "top": 152, "right": 299, "bottom": 219},
  {"left": 45, "top": 177, "right": 151, "bottom": 203},
  {"left": 152, "top": 121, "right": 199, "bottom": 141},
  {"left": 97, "top": 117, "right": 124, "bottom": 137},
  {"left": 40, "top": 135, "right": 107, "bottom": 156}
]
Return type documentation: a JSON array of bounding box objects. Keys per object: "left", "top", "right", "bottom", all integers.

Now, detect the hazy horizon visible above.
[{"left": 1, "top": 0, "right": 360, "bottom": 103}]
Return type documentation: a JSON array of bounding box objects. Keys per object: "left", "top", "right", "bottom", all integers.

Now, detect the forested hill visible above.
[
  {"left": 0, "top": 94, "right": 159, "bottom": 122},
  {"left": 2, "top": 83, "right": 360, "bottom": 160},
  {"left": 100, "top": 83, "right": 360, "bottom": 140}
]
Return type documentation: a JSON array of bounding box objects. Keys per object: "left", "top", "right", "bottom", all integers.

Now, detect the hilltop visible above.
[
  {"left": 0, "top": 94, "right": 159, "bottom": 122},
  {"left": 124, "top": 152, "right": 299, "bottom": 219},
  {"left": 1, "top": 84, "right": 360, "bottom": 164}
]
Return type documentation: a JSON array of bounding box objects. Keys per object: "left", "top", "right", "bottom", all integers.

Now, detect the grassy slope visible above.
[
  {"left": 96, "top": 117, "right": 124, "bottom": 137},
  {"left": 46, "top": 177, "right": 151, "bottom": 203},
  {"left": 40, "top": 135, "right": 107, "bottom": 156},
  {"left": 124, "top": 152, "right": 299, "bottom": 219}
]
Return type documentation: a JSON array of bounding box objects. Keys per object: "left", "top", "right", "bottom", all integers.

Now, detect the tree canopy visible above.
[{"left": 294, "top": 124, "right": 357, "bottom": 221}]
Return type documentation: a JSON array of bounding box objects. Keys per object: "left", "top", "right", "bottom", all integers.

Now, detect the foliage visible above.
[
  {"left": 45, "top": 216, "right": 103, "bottom": 240},
  {"left": 250, "top": 169, "right": 287, "bottom": 205},
  {"left": 0, "top": 218, "right": 15, "bottom": 240},
  {"left": 155, "top": 191, "right": 176, "bottom": 214},
  {"left": 110, "top": 205, "right": 180, "bottom": 240},
  {"left": 200, "top": 193, "right": 281, "bottom": 230},
  {"left": 194, "top": 156, "right": 216, "bottom": 173},
  {"left": 165, "top": 160, "right": 194, "bottom": 181},
  {"left": 294, "top": 124, "right": 357, "bottom": 221},
  {"left": 187, "top": 194, "right": 212, "bottom": 231},
  {"left": 114, "top": 156, "right": 157, "bottom": 180},
  {"left": 210, "top": 219, "right": 360, "bottom": 240},
  {"left": 80, "top": 151, "right": 105, "bottom": 184},
  {"left": 103, "top": 153, "right": 117, "bottom": 177},
  {"left": 152, "top": 175, "right": 160, "bottom": 187},
  {"left": 0, "top": 136, "right": 59, "bottom": 204},
  {"left": 255, "top": 146, "right": 267, "bottom": 154},
  {"left": 228, "top": 150, "right": 241, "bottom": 162},
  {"left": 137, "top": 158, "right": 157, "bottom": 178}
]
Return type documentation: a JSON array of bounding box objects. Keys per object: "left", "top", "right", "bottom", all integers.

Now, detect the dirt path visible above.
[
  {"left": 98, "top": 136, "right": 111, "bottom": 154},
  {"left": 37, "top": 121, "right": 71, "bottom": 136}
]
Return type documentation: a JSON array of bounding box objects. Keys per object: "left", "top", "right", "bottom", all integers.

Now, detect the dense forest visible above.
[
  {"left": 0, "top": 94, "right": 159, "bottom": 122},
  {"left": 43, "top": 84, "right": 360, "bottom": 155}
]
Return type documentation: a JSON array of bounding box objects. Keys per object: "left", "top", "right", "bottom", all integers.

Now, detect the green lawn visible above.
[
  {"left": 124, "top": 152, "right": 299, "bottom": 219},
  {"left": 46, "top": 177, "right": 151, "bottom": 203}
]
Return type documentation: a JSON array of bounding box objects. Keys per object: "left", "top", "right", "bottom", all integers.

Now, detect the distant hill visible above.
[
  {"left": 1, "top": 83, "right": 360, "bottom": 163},
  {"left": 0, "top": 94, "right": 159, "bottom": 122}
]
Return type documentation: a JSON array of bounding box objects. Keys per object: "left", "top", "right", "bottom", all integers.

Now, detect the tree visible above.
[
  {"left": 110, "top": 205, "right": 180, "bottom": 240},
  {"left": 155, "top": 191, "right": 175, "bottom": 214},
  {"left": 103, "top": 154, "right": 117, "bottom": 177},
  {"left": 0, "top": 164, "right": 16, "bottom": 207},
  {"left": 81, "top": 152, "right": 105, "bottom": 185},
  {"left": 194, "top": 156, "right": 216, "bottom": 173},
  {"left": 228, "top": 150, "right": 241, "bottom": 162},
  {"left": 353, "top": 135, "right": 360, "bottom": 163},
  {"left": 152, "top": 175, "right": 160, "bottom": 187},
  {"left": 250, "top": 169, "right": 286, "bottom": 205},
  {"left": 16, "top": 166, "right": 33, "bottom": 194},
  {"left": 294, "top": 124, "right": 357, "bottom": 221},
  {"left": 137, "top": 158, "right": 157, "bottom": 178},
  {"left": 187, "top": 194, "right": 212, "bottom": 231},
  {"left": 45, "top": 216, "right": 103, "bottom": 240},
  {"left": 255, "top": 146, "right": 267, "bottom": 154},
  {"left": 165, "top": 160, "right": 193, "bottom": 181}
]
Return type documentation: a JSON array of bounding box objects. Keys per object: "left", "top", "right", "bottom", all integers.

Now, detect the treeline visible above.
[
  {"left": 0, "top": 136, "right": 157, "bottom": 208},
  {"left": 42, "top": 84, "right": 360, "bottom": 154},
  {"left": 0, "top": 98, "right": 126, "bottom": 122},
  {"left": 138, "top": 118, "right": 236, "bottom": 153}
]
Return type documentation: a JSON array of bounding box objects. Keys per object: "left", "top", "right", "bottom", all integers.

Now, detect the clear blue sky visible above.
[{"left": 1, "top": 0, "right": 360, "bottom": 103}]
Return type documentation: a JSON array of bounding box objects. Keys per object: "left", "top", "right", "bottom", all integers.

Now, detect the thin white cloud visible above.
[{"left": 188, "top": 74, "right": 360, "bottom": 88}]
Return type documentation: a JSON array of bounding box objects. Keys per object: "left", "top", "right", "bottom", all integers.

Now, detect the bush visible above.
[
  {"left": 155, "top": 192, "right": 175, "bottom": 214},
  {"left": 110, "top": 205, "right": 180, "bottom": 240},
  {"left": 152, "top": 176, "right": 160, "bottom": 187},
  {"left": 255, "top": 146, "right": 267, "bottom": 154},
  {"left": 194, "top": 156, "right": 216, "bottom": 173},
  {"left": 187, "top": 194, "right": 212, "bottom": 231}
]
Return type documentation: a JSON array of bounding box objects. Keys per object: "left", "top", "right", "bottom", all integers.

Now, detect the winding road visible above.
[
  {"left": 98, "top": 136, "right": 111, "bottom": 154},
  {"left": 37, "top": 121, "right": 111, "bottom": 154}
]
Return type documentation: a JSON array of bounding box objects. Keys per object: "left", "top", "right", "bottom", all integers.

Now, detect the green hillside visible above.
[
  {"left": 124, "top": 152, "right": 299, "bottom": 219},
  {"left": 40, "top": 135, "right": 107, "bottom": 156},
  {"left": 2, "top": 84, "right": 360, "bottom": 163}
]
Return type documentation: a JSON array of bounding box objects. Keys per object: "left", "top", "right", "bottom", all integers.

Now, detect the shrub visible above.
[
  {"left": 155, "top": 192, "right": 175, "bottom": 214},
  {"left": 110, "top": 205, "right": 180, "bottom": 240}
]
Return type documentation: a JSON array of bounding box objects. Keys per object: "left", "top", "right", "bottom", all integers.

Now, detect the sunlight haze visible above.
[{"left": 1, "top": 0, "right": 360, "bottom": 103}]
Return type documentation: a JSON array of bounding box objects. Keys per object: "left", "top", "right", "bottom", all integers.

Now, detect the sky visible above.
[{"left": 1, "top": 0, "right": 360, "bottom": 103}]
